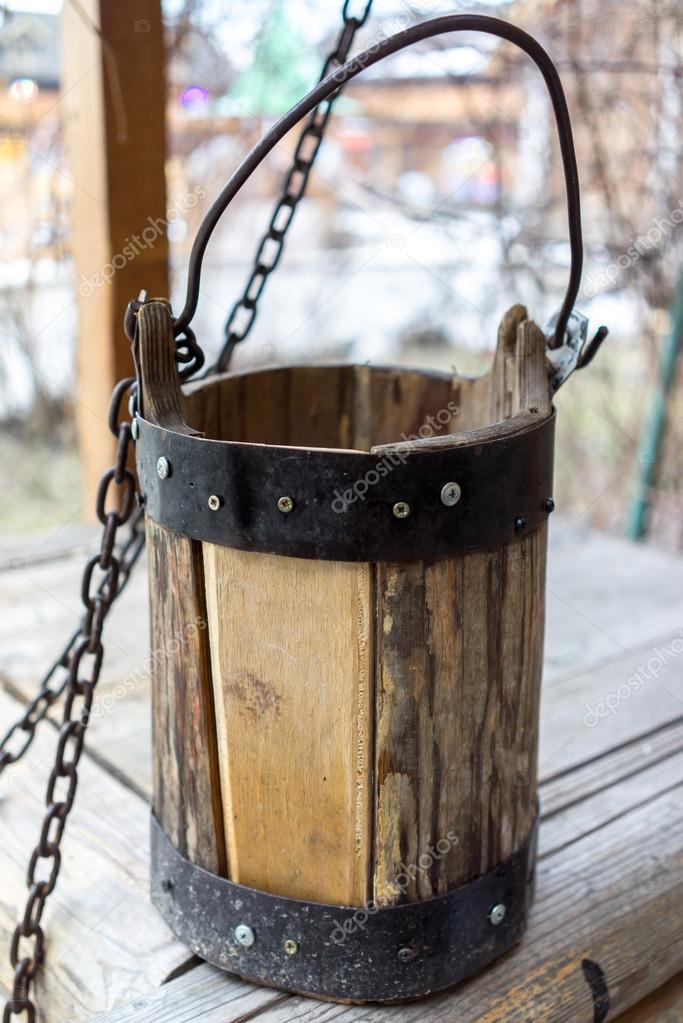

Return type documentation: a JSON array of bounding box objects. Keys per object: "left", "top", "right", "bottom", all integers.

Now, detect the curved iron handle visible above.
[{"left": 174, "top": 14, "right": 583, "bottom": 350}]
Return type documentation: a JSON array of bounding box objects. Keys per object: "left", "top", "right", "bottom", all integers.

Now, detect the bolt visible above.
[
  {"left": 393, "top": 501, "right": 411, "bottom": 519},
  {"left": 515, "top": 516, "right": 528, "bottom": 534},
  {"left": 131, "top": 417, "right": 139, "bottom": 441},
  {"left": 156, "top": 456, "right": 170, "bottom": 480},
  {"left": 208, "top": 494, "right": 223, "bottom": 511},
  {"left": 397, "top": 945, "right": 419, "bottom": 963},
  {"left": 234, "top": 924, "right": 255, "bottom": 948},
  {"left": 441, "top": 482, "right": 462, "bottom": 507},
  {"left": 283, "top": 938, "right": 299, "bottom": 956},
  {"left": 489, "top": 903, "right": 507, "bottom": 926},
  {"left": 277, "top": 495, "right": 295, "bottom": 514},
  {"left": 545, "top": 497, "right": 555, "bottom": 514}
]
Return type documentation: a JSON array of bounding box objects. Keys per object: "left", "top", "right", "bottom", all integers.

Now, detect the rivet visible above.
[
  {"left": 131, "top": 417, "right": 139, "bottom": 441},
  {"left": 283, "top": 938, "right": 299, "bottom": 956},
  {"left": 515, "top": 516, "right": 528, "bottom": 534},
  {"left": 441, "top": 482, "right": 462, "bottom": 507},
  {"left": 397, "top": 945, "right": 419, "bottom": 963},
  {"left": 208, "top": 494, "right": 223, "bottom": 511},
  {"left": 277, "top": 495, "right": 295, "bottom": 514},
  {"left": 489, "top": 903, "right": 507, "bottom": 926},
  {"left": 234, "top": 924, "right": 255, "bottom": 948},
  {"left": 545, "top": 497, "right": 556, "bottom": 514},
  {"left": 393, "top": 501, "right": 411, "bottom": 519},
  {"left": 156, "top": 456, "right": 170, "bottom": 480}
]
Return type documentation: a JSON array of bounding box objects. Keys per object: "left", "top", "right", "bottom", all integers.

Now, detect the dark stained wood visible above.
[
  {"left": 136, "top": 299, "right": 225, "bottom": 874},
  {"left": 146, "top": 518, "right": 226, "bottom": 875},
  {"left": 137, "top": 302, "right": 199, "bottom": 436}
]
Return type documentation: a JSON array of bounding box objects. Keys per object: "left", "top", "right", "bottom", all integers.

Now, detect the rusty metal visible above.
[
  {"left": 151, "top": 810, "right": 538, "bottom": 1003},
  {"left": 173, "top": 15, "right": 587, "bottom": 354},
  {"left": 1, "top": 375, "right": 143, "bottom": 1023},
  {"left": 135, "top": 391, "right": 555, "bottom": 562},
  {"left": 212, "top": 1, "right": 373, "bottom": 372}
]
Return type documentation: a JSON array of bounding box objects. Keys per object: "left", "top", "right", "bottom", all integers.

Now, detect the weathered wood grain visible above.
[
  {"left": 91, "top": 747, "right": 683, "bottom": 1023},
  {"left": 372, "top": 309, "right": 552, "bottom": 903},
  {"left": 614, "top": 972, "right": 683, "bottom": 1021},
  {"left": 373, "top": 524, "right": 547, "bottom": 903},
  {"left": 218, "top": 781, "right": 683, "bottom": 1023},
  {"left": 90, "top": 963, "right": 284, "bottom": 1023},
  {"left": 0, "top": 687, "right": 190, "bottom": 1022},
  {"left": 146, "top": 519, "right": 226, "bottom": 874},
  {"left": 137, "top": 301, "right": 198, "bottom": 437},
  {"left": 136, "top": 305, "right": 226, "bottom": 874},
  {"left": 203, "top": 545, "right": 373, "bottom": 904}
]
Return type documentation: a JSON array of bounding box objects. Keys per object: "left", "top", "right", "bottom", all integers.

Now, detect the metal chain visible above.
[
  {"left": 2, "top": 375, "right": 143, "bottom": 1023},
  {"left": 213, "top": 0, "right": 373, "bottom": 372}
]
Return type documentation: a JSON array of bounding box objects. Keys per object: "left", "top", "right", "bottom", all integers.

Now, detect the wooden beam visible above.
[{"left": 62, "top": 0, "right": 168, "bottom": 515}]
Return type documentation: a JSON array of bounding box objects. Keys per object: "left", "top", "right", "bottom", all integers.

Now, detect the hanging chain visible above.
[
  {"left": 1, "top": 5, "right": 378, "bottom": 1015},
  {"left": 2, "top": 375, "right": 143, "bottom": 1023},
  {"left": 213, "top": 0, "right": 373, "bottom": 372}
]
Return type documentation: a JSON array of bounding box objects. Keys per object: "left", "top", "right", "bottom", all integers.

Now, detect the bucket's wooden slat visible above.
[
  {"left": 372, "top": 308, "right": 551, "bottom": 905},
  {"left": 147, "top": 519, "right": 227, "bottom": 875},
  {"left": 491, "top": 303, "right": 527, "bottom": 421},
  {"left": 514, "top": 319, "right": 552, "bottom": 415},
  {"left": 202, "top": 546, "right": 374, "bottom": 905},
  {"left": 372, "top": 526, "right": 546, "bottom": 905}
]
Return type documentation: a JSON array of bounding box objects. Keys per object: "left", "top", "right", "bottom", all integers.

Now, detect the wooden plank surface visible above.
[
  {"left": 1, "top": 523, "right": 682, "bottom": 1021},
  {"left": 93, "top": 744, "right": 683, "bottom": 1023},
  {"left": 0, "top": 686, "right": 189, "bottom": 1020},
  {"left": 2, "top": 518, "right": 680, "bottom": 803}
]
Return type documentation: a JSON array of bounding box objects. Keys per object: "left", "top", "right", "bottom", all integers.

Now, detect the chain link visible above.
[
  {"left": 213, "top": 1, "right": 373, "bottom": 372},
  {"left": 2, "top": 377, "right": 144, "bottom": 1023},
  {"left": 1, "top": 6, "right": 377, "bottom": 1015}
]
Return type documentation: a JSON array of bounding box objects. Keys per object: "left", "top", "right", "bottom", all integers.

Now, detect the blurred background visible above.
[{"left": 0, "top": 0, "right": 681, "bottom": 545}]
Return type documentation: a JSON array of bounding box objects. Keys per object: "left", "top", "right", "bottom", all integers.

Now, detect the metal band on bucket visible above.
[
  {"left": 151, "top": 811, "right": 538, "bottom": 1003},
  {"left": 136, "top": 401, "right": 555, "bottom": 562}
]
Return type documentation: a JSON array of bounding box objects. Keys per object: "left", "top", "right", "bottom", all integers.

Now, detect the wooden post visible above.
[{"left": 62, "top": 0, "right": 168, "bottom": 514}]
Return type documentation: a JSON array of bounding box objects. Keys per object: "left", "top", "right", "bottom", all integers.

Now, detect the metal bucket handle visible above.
[{"left": 172, "top": 14, "right": 583, "bottom": 351}]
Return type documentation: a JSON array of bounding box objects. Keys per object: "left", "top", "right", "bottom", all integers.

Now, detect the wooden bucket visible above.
[
  {"left": 136, "top": 300, "right": 555, "bottom": 1002},
  {"left": 130, "top": 13, "right": 597, "bottom": 1004}
]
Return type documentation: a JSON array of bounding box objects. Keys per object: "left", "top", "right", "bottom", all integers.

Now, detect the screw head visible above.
[
  {"left": 545, "top": 497, "right": 556, "bottom": 514},
  {"left": 277, "top": 495, "right": 295, "bottom": 514},
  {"left": 156, "top": 456, "right": 170, "bottom": 480},
  {"left": 235, "top": 924, "right": 255, "bottom": 948},
  {"left": 393, "top": 501, "right": 411, "bottom": 519},
  {"left": 208, "top": 494, "right": 223, "bottom": 511},
  {"left": 283, "top": 938, "right": 299, "bottom": 956},
  {"left": 514, "top": 516, "right": 528, "bottom": 534},
  {"left": 397, "top": 944, "right": 419, "bottom": 963},
  {"left": 440, "top": 482, "right": 462, "bottom": 507},
  {"left": 489, "top": 903, "right": 507, "bottom": 926}
]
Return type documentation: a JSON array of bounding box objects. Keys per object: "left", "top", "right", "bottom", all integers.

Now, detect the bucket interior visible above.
[{"left": 182, "top": 363, "right": 492, "bottom": 451}]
